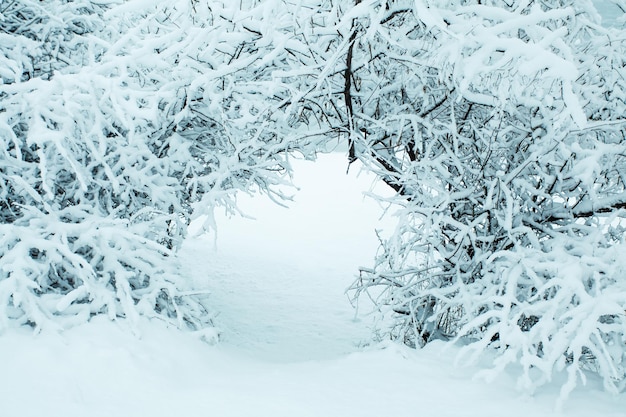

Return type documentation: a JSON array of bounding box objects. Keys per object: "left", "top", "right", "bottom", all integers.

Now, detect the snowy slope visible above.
[
  {"left": 182, "top": 155, "right": 394, "bottom": 362},
  {"left": 4, "top": 317, "right": 625, "bottom": 417},
  {"left": 2, "top": 154, "right": 625, "bottom": 417}
]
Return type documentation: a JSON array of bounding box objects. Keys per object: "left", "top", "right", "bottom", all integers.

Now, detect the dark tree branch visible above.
[{"left": 343, "top": 0, "right": 361, "bottom": 164}]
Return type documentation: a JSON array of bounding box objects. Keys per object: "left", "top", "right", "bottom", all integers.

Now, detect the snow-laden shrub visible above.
[
  {"left": 0, "top": 0, "right": 317, "bottom": 332},
  {"left": 341, "top": 0, "right": 626, "bottom": 396}
]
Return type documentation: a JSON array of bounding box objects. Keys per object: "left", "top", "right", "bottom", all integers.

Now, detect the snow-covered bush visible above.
[
  {"left": 0, "top": 0, "right": 318, "bottom": 332},
  {"left": 338, "top": 0, "right": 626, "bottom": 396},
  {"left": 3, "top": 0, "right": 625, "bottom": 398}
]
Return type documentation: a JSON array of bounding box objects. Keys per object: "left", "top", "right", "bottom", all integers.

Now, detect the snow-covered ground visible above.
[
  {"left": 184, "top": 154, "right": 394, "bottom": 363},
  {"left": 2, "top": 154, "right": 626, "bottom": 416}
]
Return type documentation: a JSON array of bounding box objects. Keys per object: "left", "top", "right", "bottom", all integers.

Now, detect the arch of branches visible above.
[{"left": 1, "top": 0, "right": 625, "bottom": 395}]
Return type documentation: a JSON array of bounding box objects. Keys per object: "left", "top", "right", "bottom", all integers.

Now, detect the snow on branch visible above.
[
  {"left": 339, "top": 0, "right": 626, "bottom": 397},
  {"left": 0, "top": 0, "right": 321, "bottom": 333}
]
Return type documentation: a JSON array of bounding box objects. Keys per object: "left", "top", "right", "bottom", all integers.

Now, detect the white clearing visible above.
[{"left": 2, "top": 154, "right": 625, "bottom": 417}]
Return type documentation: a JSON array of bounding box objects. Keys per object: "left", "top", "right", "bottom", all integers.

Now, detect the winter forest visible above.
[{"left": 2, "top": 0, "right": 626, "bottom": 415}]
